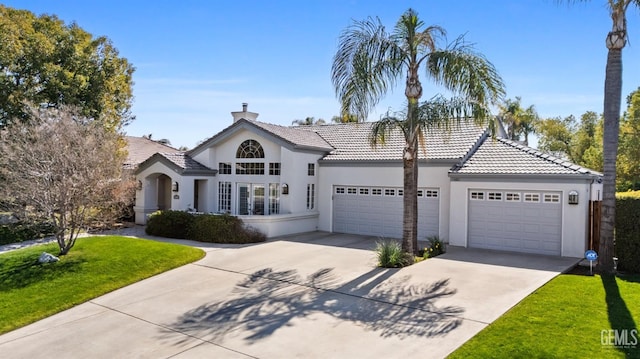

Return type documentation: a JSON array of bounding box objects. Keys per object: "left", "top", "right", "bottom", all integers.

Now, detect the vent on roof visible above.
[{"left": 231, "top": 102, "right": 259, "bottom": 122}]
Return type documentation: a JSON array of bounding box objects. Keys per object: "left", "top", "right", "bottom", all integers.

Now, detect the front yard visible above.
[
  {"left": 0, "top": 236, "right": 204, "bottom": 334},
  {"left": 449, "top": 272, "right": 640, "bottom": 358}
]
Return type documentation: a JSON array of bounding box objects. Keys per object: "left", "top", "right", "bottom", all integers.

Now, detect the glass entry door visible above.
[{"left": 237, "top": 183, "right": 265, "bottom": 215}]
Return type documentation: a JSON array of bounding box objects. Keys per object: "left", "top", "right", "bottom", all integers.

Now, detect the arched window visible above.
[{"left": 236, "top": 139, "right": 264, "bottom": 158}]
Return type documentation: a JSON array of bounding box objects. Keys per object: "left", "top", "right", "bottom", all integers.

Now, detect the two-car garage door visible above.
[
  {"left": 332, "top": 186, "right": 439, "bottom": 239},
  {"left": 467, "top": 190, "right": 562, "bottom": 256}
]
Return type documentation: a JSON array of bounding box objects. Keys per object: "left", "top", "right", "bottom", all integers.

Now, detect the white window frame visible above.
[
  {"left": 347, "top": 187, "right": 357, "bottom": 195},
  {"left": 359, "top": 188, "right": 369, "bottom": 195},
  {"left": 543, "top": 193, "right": 560, "bottom": 203},
  {"left": 384, "top": 188, "right": 396, "bottom": 196},
  {"left": 487, "top": 192, "right": 503, "bottom": 201},
  {"left": 505, "top": 192, "right": 521, "bottom": 202},
  {"left": 371, "top": 188, "right": 382, "bottom": 196},
  {"left": 425, "top": 189, "right": 439, "bottom": 198},
  {"left": 218, "top": 181, "right": 232, "bottom": 213},
  {"left": 335, "top": 187, "right": 345, "bottom": 194},
  {"left": 307, "top": 184, "right": 315, "bottom": 210},
  {"left": 524, "top": 193, "right": 541, "bottom": 203},
  {"left": 269, "top": 183, "right": 280, "bottom": 214},
  {"left": 470, "top": 191, "right": 485, "bottom": 200}
]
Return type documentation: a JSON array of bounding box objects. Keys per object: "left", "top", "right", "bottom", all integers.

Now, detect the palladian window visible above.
[{"left": 236, "top": 139, "right": 264, "bottom": 158}]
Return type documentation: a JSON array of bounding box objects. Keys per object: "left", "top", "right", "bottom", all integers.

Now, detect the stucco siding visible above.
[
  {"left": 449, "top": 178, "right": 592, "bottom": 257},
  {"left": 317, "top": 163, "right": 452, "bottom": 240}
]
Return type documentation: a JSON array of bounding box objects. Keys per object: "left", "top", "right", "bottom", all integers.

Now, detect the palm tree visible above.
[
  {"left": 292, "top": 116, "right": 326, "bottom": 126},
  {"left": 565, "top": 0, "right": 638, "bottom": 273},
  {"left": 332, "top": 8, "right": 504, "bottom": 255},
  {"left": 498, "top": 97, "right": 539, "bottom": 146}
]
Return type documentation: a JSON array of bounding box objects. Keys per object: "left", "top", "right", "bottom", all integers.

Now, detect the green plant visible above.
[
  {"left": 0, "top": 236, "right": 204, "bottom": 334},
  {"left": 449, "top": 273, "right": 640, "bottom": 358},
  {"left": 615, "top": 191, "right": 640, "bottom": 273},
  {"left": 145, "top": 210, "right": 194, "bottom": 239},
  {"left": 422, "top": 236, "right": 445, "bottom": 259},
  {"left": 0, "top": 221, "right": 55, "bottom": 245},
  {"left": 375, "top": 239, "right": 412, "bottom": 268},
  {"left": 189, "top": 214, "right": 266, "bottom": 244}
]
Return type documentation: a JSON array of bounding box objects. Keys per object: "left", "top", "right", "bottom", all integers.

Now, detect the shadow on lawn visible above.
[
  {"left": 0, "top": 254, "right": 85, "bottom": 290},
  {"left": 162, "top": 267, "right": 463, "bottom": 344},
  {"left": 601, "top": 274, "right": 638, "bottom": 357}
]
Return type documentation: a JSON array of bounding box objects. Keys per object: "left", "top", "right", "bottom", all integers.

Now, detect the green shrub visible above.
[
  {"left": 0, "top": 221, "right": 56, "bottom": 245},
  {"left": 615, "top": 192, "right": 640, "bottom": 273},
  {"left": 145, "top": 210, "right": 194, "bottom": 239},
  {"left": 145, "top": 211, "right": 266, "bottom": 244},
  {"left": 422, "top": 236, "right": 445, "bottom": 259},
  {"left": 375, "top": 239, "right": 412, "bottom": 268},
  {"left": 189, "top": 214, "right": 266, "bottom": 244}
]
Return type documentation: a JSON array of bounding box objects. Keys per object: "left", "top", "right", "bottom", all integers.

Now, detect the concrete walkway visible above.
[{"left": 0, "top": 230, "right": 580, "bottom": 358}]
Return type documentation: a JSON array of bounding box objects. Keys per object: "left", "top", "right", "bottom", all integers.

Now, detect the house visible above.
[{"left": 133, "top": 104, "right": 602, "bottom": 258}]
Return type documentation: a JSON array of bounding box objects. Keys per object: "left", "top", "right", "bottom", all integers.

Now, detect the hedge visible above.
[
  {"left": 145, "top": 210, "right": 266, "bottom": 244},
  {"left": 615, "top": 191, "right": 640, "bottom": 273},
  {"left": 0, "top": 221, "right": 56, "bottom": 245},
  {"left": 145, "top": 210, "right": 194, "bottom": 239}
]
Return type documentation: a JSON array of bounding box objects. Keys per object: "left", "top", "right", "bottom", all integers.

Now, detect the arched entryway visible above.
[{"left": 143, "top": 173, "right": 173, "bottom": 211}]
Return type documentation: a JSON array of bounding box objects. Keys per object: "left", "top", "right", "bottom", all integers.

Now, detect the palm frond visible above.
[
  {"left": 369, "top": 111, "right": 404, "bottom": 147},
  {"left": 425, "top": 35, "right": 505, "bottom": 117},
  {"left": 332, "top": 17, "right": 405, "bottom": 121}
]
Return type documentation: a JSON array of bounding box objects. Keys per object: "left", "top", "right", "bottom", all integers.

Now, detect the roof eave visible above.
[{"left": 448, "top": 172, "right": 600, "bottom": 180}]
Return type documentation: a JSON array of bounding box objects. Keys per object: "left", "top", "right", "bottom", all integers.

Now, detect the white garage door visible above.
[
  {"left": 332, "top": 186, "right": 439, "bottom": 239},
  {"left": 468, "top": 190, "right": 562, "bottom": 255}
]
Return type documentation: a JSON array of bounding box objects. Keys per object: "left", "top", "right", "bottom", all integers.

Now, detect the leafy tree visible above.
[
  {"left": 0, "top": 106, "right": 133, "bottom": 255},
  {"left": 291, "top": 116, "right": 326, "bottom": 126},
  {"left": 618, "top": 87, "right": 640, "bottom": 190},
  {"left": 0, "top": 5, "right": 134, "bottom": 131},
  {"left": 536, "top": 115, "right": 578, "bottom": 161},
  {"left": 331, "top": 113, "right": 359, "bottom": 123},
  {"left": 331, "top": 8, "right": 504, "bottom": 255}
]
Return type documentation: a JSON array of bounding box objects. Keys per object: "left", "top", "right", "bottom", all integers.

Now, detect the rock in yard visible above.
[{"left": 38, "top": 252, "right": 59, "bottom": 263}]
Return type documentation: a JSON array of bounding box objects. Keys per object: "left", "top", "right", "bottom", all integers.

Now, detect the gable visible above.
[
  {"left": 450, "top": 137, "right": 602, "bottom": 179},
  {"left": 188, "top": 119, "right": 333, "bottom": 159}
]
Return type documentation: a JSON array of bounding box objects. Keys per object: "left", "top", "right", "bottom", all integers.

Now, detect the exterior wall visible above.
[
  {"left": 449, "top": 177, "right": 593, "bottom": 258},
  {"left": 242, "top": 213, "right": 319, "bottom": 237},
  {"left": 317, "top": 162, "right": 453, "bottom": 240},
  {"left": 134, "top": 161, "right": 212, "bottom": 224}
]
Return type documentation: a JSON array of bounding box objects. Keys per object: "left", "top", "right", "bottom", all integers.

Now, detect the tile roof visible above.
[
  {"left": 451, "top": 137, "right": 601, "bottom": 176},
  {"left": 157, "top": 152, "right": 212, "bottom": 172},
  {"left": 124, "top": 136, "right": 179, "bottom": 169},
  {"left": 248, "top": 120, "right": 334, "bottom": 151},
  {"left": 303, "top": 122, "right": 486, "bottom": 161}
]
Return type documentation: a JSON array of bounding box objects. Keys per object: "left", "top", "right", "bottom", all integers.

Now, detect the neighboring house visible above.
[
  {"left": 124, "top": 136, "right": 181, "bottom": 170},
  {"left": 133, "top": 104, "right": 602, "bottom": 258}
]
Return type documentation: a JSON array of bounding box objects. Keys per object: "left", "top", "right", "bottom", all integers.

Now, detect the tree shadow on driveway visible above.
[{"left": 161, "top": 267, "right": 463, "bottom": 345}]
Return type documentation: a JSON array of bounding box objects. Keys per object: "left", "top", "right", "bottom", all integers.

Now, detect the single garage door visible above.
[
  {"left": 468, "top": 190, "right": 562, "bottom": 255},
  {"left": 333, "top": 186, "right": 439, "bottom": 239}
]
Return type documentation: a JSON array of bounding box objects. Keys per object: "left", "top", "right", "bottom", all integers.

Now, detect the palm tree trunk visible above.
[
  {"left": 402, "top": 145, "right": 418, "bottom": 255},
  {"left": 599, "top": 47, "right": 622, "bottom": 274}
]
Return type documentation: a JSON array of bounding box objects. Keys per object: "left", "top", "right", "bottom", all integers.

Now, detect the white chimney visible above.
[{"left": 231, "top": 102, "right": 259, "bottom": 122}]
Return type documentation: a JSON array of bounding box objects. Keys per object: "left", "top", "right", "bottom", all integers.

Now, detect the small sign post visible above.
[{"left": 585, "top": 250, "right": 598, "bottom": 275}]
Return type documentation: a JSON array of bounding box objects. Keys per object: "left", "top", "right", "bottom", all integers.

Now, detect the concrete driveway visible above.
[{"left": 0, "top": 231, "right": 579, "bottom": 358}]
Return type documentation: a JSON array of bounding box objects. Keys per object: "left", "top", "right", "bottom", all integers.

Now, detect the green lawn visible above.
[
  {"left": 449, "top": 273, "right": 640, "bottom": 358},
  {"left": 0, "top": 236, "right": 204, "bottom": 334}
]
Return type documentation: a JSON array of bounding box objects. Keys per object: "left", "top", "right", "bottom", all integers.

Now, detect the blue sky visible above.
[{"left": 4, "top": 1, "right": 640, "bottom": 149}]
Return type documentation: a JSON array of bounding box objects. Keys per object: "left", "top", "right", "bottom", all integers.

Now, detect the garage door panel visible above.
[
  {"left": 333, "top": 186, "right": 439, "bottom": 239},
  {"left": 468, "top": 190, "right": 562, "bottom": 256}
]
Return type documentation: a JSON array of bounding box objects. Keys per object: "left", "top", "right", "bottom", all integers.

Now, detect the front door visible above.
[{"left": 237, "top": 183, "right": 265, "bottom": 215}]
